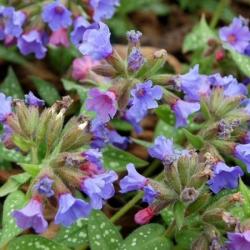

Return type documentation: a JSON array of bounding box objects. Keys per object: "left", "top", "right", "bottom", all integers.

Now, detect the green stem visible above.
[
  {"left": 110, "top": 192, "right": 143, "bottom": 223},
  {"left": 165, "top": 220, "right": 176, "bottom": 238},
  {"left": 210, "top": 0, "right": 229, "bottom": 28},
  {"left": 143, "top": 159, "right": 161, "bottom": 177}
]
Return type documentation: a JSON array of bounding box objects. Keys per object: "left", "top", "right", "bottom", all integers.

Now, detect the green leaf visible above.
[
  {"left": 0, "top": 191, "right": 27, "bottom": 248},
  {"left": 0, "top": 143, "right": 31, "bottom": 163},
  {"left": 230, "top": 49, "right": 250, "bottom": 77},
  {"left": 154, "top": 120, "right": 185, "bottom": 145},
  {"left": 19, "top": 163, "right": 41, "bottom": 177},
  {"left": 62, "top": 79, "right": 88, "bottom": 100},
  {"left": 239, "top": 179, "right": 250, "bottom": 217},
  {"left": 120, "top": 223, "right": 173, "bottom": 250},
  {"left": 0, "top": 173, "right": 30, "bottom": 197},
  {"left": 0, "top": 45, "right": 27, "bottom": 65},
  {"left": 103, "top": 145, "right": 148, "bottom": 171},
  {"left": 183, "top": 16, "right": 217, "bottom": 52},
  {"left": 54, "top": 218, "right": 88, "bottom": 248},
  {"left": 131, "top": 138, "right": 152, "bottom": 148},
  {"left": 173, "top": 201, "right": 185, "bottom": 230},
  {"left": 31, "top": 76, "right": 60, "bottom": 106},
  {"left": 9, "top": 235, "right": 70, "bottom": 250},
  {"left": 161, "top": 208, "right": 174, "bottom": 226},
  {"left": 183, "top": 129, "right": 204, "bottom": 150},
  {"left": 88, "top": 210, "right": 122, "bottom": 250},
  {"left": 0, "top": 67, "right": 24, "bottom": 98},
  {"left": 111, "top": 119, "right": 133, "bottom": 132},
  {"left": 155, "top": 104, "right": 175, "bottom": 125}
]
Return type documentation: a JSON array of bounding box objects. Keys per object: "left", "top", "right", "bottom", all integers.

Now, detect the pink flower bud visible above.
[
  {"left": 49, "top": 28, "right": 69, "bottom": 47},
  {"left": 72, "top": 56, "right": 99, "bottom": 81},
  {"left": 215, "top": 50, "right": 225, "bottom": 62},
  {"left": 134, "top": 207, "right": 154, "bottom": 225}
]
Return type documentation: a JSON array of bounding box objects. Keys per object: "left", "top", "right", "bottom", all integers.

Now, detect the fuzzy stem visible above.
[{"left": 210, "top": 0, "right": 229, "bottom": 28}]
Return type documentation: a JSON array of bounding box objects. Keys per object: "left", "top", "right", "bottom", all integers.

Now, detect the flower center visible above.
[
  {"left": 136, "top": 88, "right": 146, "bottom": 97},
  {"left": 55, "top": 6, "right": 64, "bottom": 14},
  {"left": 227, "top": 34, "right": 237, "bottom": 44}
]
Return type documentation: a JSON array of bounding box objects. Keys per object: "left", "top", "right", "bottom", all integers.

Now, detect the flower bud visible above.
[
  {"left": 180, "top": 187, "right": 199, "bottom": 204},
  {"left": 92, "top": 63, "right": 117, "bottom": 77},
  {"left": 106, "top": 49, "right": 126, "bottom": 73},
  {"left": 134, "top": 207, "right": 154, "bottom": 225},
  {"left": 215, "top": 49, "right": 225, "bottom": 62},
  {"left": 192, "top": 235, "right": 209, "bottom": 250}
]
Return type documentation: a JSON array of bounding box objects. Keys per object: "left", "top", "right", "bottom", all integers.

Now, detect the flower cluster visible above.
[{"left": 0, "top": 0, "right": 119, "bottom": 59}]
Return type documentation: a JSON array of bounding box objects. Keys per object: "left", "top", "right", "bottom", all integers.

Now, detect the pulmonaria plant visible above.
[
  {"left": 0, "top": 93, "right": 118, "bottom": 233},
  {"left": 0, "top": 0, "right": 120, "bottom": 59}
]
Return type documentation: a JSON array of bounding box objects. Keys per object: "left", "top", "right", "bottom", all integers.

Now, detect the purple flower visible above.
[
  {"left": 0, "top": 93, "right": 12, "bottom": 123},
  {"left": 83, "top": 148, "right": 103, "bottom": 170},
  {"left": 17, "top": 30, "right": 48, "bottom": 59},
  {"left": 226, "top": 230, "right": 250, "bottom": 249},
  {"left": 3, "top": 7, "right": 26, "bottom": 38},
  {"left": 33, "top": 177, "right": 54, "bottom": 197},
  {"left": 128, "top": 47, "right": 145, "bottom": 72},
  {"left": 86, "top": 88, "right": 117, "bottom": 124},
  {"left": 207, "top": 162, "right": 243, "bottom": 193},
  {"left": 219, "top": 17, "right": 250, "bottom": 54},
  {"left": 223, "top": 81, "right": 248, "bottom": 97},
  {"left": 172, "top": 100, "right": 200, "bottom": 128},
  {"left": 179, "top": 65, "right": 210, "bottom": 101},
  {"left": 25, "top": 91, "right": 45, "bottom": 107},
  {"left": 235, "top": 143, "right": 250, "bottom": 172},
  {"left": 49, "top": 28, "right": 69, "bottom": 47},
  {"left": 78, "top": 22, "right": 112, "bottom": 60},
  {"left": 1, "top": 124, "right": 12, "bottom": 144},
  {"left": 70, "top": 16, "right": 89, "bottom": 46},
  {"left": 128, "top": 80, "right": 163, "bottom": 118},
  {"left": 108, "top": 130, "right": 129, "bottom": 149},
  {"left": 12, "top": 198, "right": 48, "bottom": 233},
  {"left": 81, "top": 170, "right": 118, "bottom": 209},
  {"left": 245, "top": 44, "right": 250, "bottom": 56},
  {"left": 120, "top": 163, "right": 147, "bottom": 193},
  {"left": 125, "top": 109, "right": 144, "bottom": 134},
  {"left": 148, "top": 136, "right": 175, "bottom": 164},
  {"left": 89, "top": 0, "right": 120, "bottom": 22},
  {"left": 42, "top": 0, "right": 72, "bottom": 31},
  {"left": 55, "top": 193, "right": 91, "bottom": 227},
  {"left": 127, "top": 30, "right": 142, "bottom": 45},
  {"left": 143, "top": 185, "right": 158, "bottom": 204}
]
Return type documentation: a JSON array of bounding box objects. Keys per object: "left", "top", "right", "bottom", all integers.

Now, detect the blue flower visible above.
[
  {"left": 172, "top": 100, "right": 200, "bottom": 128},
  {"left": 42, "top": 0, "right": 72, "bottom": 31},
  {"left": 12, "top": 198, "right": 48, "bottom": 233},
  {"left": 235, "top": 143, "right": 250, "bottom": 172},
  {"left": 0, "top": 93, "right": 12, "bottom": 123},
  {"left": 55, "top": 193, "right": 91, "bottom": 227},
  {"left": 143, "top": 185, "right": 158, "bottom": 204},
  {"left": 207, "top": 162, "right": 243, "bottom": 193},
  {"left": 83, "top": 148, "right": 103, "bottom": 170},
  {"left": 148, "top": 136, "right": 176, "bottom": 164},
  {"left": 128, "top": 80, "right": 162, "bottom": 118},
  {"left": 120, "top": 163, "right": 147, "bottom": 193},
  {"left": 77, "top": 22, "right": 112, "bottom": 60},
  {"left": 25, "top": 91, "right": 45, "bottom": 107},
  {"left": 89, "top": 0, "right": 120, "bottom": 22},
  {"left": 81, "top": 171, "right": 118, "bottom": 209},
  {"left": 128, "top": 47, "right": 145, "bottom": 72},
  {"left": 127, "top": 30, "right": 142, "bottom": 45},
  {"left": 33, "top": 177, "right": 54, "bottom": 198},
  {"left": 70, "top": 16, "right": 89, "bottom": 46}
]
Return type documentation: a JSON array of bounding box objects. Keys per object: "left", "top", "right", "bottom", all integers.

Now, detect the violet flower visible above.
[
  {"left": 77, "top": 22, "right": 112, "bottom": 60},
  {"left": 81, "top": 170, "right": 118, "bottom": 209},
  {"left": 143, "top": 185, "right": 158, "bottom": 204},
  {"left": 128, "top": 47, "right": 145, "bottom": 72},
  {"left": 89, "top": 0, "right": 120, "bottom": 22},
  {"left": 42, "top": 0, "right": 72, "bottom": 31},
  {"left": 55, "top": 193, "right": 91, "bottom": 227},
  {"left": 83, "top": 148, "right": 103, "bottom": 170},
  {"left": 120, "top": 163, "right": 147, "bottom": 193},
  {"left": 219, "top": 17, "right": 250, "bottom": 54},
  {"left": 172, "top": 100, "right": 200, "bottom": 128},
  {"left": 148, "top": 136, "right": 176, "bottom": 164},
  {"left": 226, "top": 230, "right": 250, "bottom": 249},
  {"left": 86, "top": 88, "right": 117, "bottom": 124},
  {"left": 234, "top": 143, "right": 250, "bottom": 172},
  {"left": 12, "top": 198, "right": 48, "bottom": 233},
  {"left": 127, "top": 30, "right": 142, "bottom": 45},
  {"left": 207, "top": 162, "right": 243, "bottom": 193},
  {"left": 33, "top": 177, "right": 54, "bottom": 198},
  {"left": 17, "top": 30, "right": 48, "bottom": 59},
  {"left": 70, "top": 16, "right": 89, "bottom": 46},
  {"left": 0, "top": 93, "right": 12, "bottom": 123},
  {"left": 128, "top": 80, "right": 162, "bottom": 118},
  {"left": 25, "top": 91, "right": 45, "bottom": 108}
]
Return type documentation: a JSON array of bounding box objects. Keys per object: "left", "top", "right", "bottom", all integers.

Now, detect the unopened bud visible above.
[
  {"left": 180, "top": 187, "right": 199, "bottom": 204},
  {"left": 106, "top": 49, "right": 126, "bottom": 73},
  {"left": 164, "top": 163, "right": 182, "bottom": 194},
  {"left": 222, "top": 212, "right": 238, "bottom": 226},
  {"left": 215, "top": 49, "right": 225, "bottom": 62},
  {"left": 192, "top": 235, "right": 209, "bottom": 250},
  {"left": 134, "top": 207, "right": 154, "bottom": 225},
  {"left": 209, "top": 238, "right": 222, "bottom": 250},
  {"left": 92, "top": 63, "right": 117, "bottom": 77}
]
